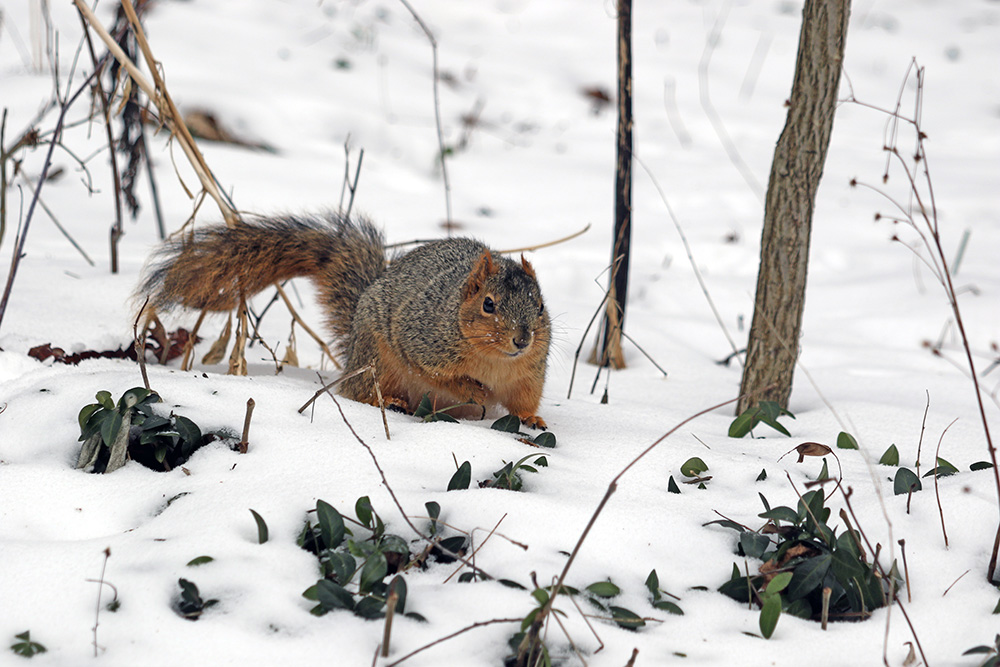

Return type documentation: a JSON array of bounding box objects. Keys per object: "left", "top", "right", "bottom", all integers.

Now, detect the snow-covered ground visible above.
[{"left": 2, "top": 1, "right": 999, "bottom": 665}]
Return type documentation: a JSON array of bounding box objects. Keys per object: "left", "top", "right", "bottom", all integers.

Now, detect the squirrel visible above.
[{"left": 138, "top": 212, "right": 550, "bottom": 429}]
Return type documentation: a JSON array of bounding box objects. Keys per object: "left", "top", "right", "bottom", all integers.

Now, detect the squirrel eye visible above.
[
  {"left": 538, "top": 303, "right": 545, "bottom": 316},
  {"left": 482, "top": 296, "right": 495, "bottom": 314}
]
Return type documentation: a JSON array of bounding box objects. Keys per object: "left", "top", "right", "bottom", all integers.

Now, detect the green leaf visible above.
[
  {"left": 652, "top": 600, "right": 684, "bottom": 615},
  {"left": 491, "top": 414, "right": 521, "bottom": 433},
  {"left": 249, "top": 509, "right": 268, "bottom": 544},
  {"left": 739, "top": 532, "right": 770, "bottom": 560},
  {"left": 893, "top": 468, "right": 921, "bottom": 495},
  {"left": 667, "top": 476, "right": 681, "bottom": 494},
  {"left": 586, "top": 581, "right": 621, "bottom": 598},
  {"left": 766, "top": 572, "right": 793, "bottom": 595},
  {"left": 758, "top": 506, "right": 800, "bottom": 525},
  {"left": 359, "top": 553, "right": 388, "bottom": 593},
  {"left": 992, "top": 597, "right": 1000, "bottom": 615},
  {"left": 10, "top": 631, "right": 47, "bottom": 657},
  {"left": 354, "top": 595, "right": 387, "bottom": 619},
  {"left": 324, "top": 551, "right": 356, "bottom": 584},
  {"left": 425, "top": 501, "right": 441, "bottom": 534},
  {"left": 413, "top": 394, "right": 434, "bottom": 419},
  {"left": 448, "top": 461, "right": 471, "bottom": 491},
  {"left": 923, "top": 457, "right": 960, "bottom": 478},
  {"left": 831, "top": 532, "right": 865, "bottom": 584},
  {"left": 680, "top": 457, "right": 709, "bottom": 477},
  {"left": 533, "top": 432, "right": 557, "bottom": 448},
  {"left": 78, "top": 403, "right": 101, "bottom": 430},
  {"left": 355, "top": 496, "right": 374, "bottom": 527},
  {"left": 187, "top": 556, "right": 214, "bottom": 567},
  {"left": 314, "top": 580, "right": 355, "bottom": 612},
  {"left": 837, "top": 432, "right": 859, "bottom": 449},
  {"left": 609, "top": 606, "right": 645, "bottom": 630},
  {"left": 759, "top": 594, "right": 781, "bottom": 639},
  {"left": 963, "top": 646, "right": 996, "bottom": 656},
  {"left": 173, "top": 415, "right": 202, "bottom": 447},
  {"left": 879, "top": 444, "right": 899, "bottom": 466},
  {"left": 756, "top": 468, "right": 767, "bottom": 481},
  {"left": 645, "top": 570, "right": 660, "bottom": 599},
  {"left": 100, "top": 409, "right": 124, "bottom": 448},
  {"left": 728, "top": 410, "right": 756, "bottom": 438},
  {"left": 531, "top": 588, "right": 550, "bottom": 605},
  {"left": 119, "top": 387, "right": 153, "bottom": 409},
  {"left": 316, "top": 500, "right": 346, "bottom": 550},
  {"left": 972, "top": 461, "right": 995, "bottom": 472},
  {"left": 787, "top": 554, "right": 831, "bottom": 601},
  {"left": 387, "top": 575, "right": 407, "bottom": 614},
  {"left": 96, "top": 391, "right": 114, "bottom": 410}
]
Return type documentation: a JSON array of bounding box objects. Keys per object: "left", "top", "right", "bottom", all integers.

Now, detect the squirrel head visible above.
[{"left": 459, "top": 250, "right": 550, "bottom": 360}]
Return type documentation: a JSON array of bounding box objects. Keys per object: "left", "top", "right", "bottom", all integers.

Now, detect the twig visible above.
[
  {"left": 397, "top": 0, "right": 451, "bottom": 226},
  {"left": 841, "top": 487, "right": 929, "bottom": 667},
  {"left": 634, "top": 152, "right": 742, "bottom": 367},
  {"left": 443, "top": 514, "right": 506, "bottom": 584},
  {"left": 381, "top": 587, "right": 398, "bottom": 658},
  {"left": 238, "top": 398, "right": 255, "bottom": 454},
  {"left": 851, "top": 64, "right": 1000, "bottom": 581},
  {"left": 90, "top": 547, "right": 112, "bottom": 657},
  {"left": 338, "top": 139, "right": 364, "bottom": 218},
  {"left": 385, "top": 617, "right": 521, "bottom": 667},
  {"left": 76, "top": 5, "right": 124, "bottom": 273},
  {"left": 273, "top": 282, "right": 340, "bottom": 369},
  {"left": 898, "top": 539, "right": 911, "bottom": 603},
  {"left": 0, "top": 65, "right": 99, "bottom": 333},
  {"left": 916, "top": 390, "right": 930, "bottom": 477},
  {"left": 932, "top": 418, "right": 958, "bottom": 548},
  {"left": 16, "top": 173, "right": 95, "bottom": 265},
  {"left": 942, "top": 569, "right": 969, "bottom": 597},
  {"left": 319, "top": 385, "right": 492, "bottom": 578},
  {"left": 133, "top": 297, "right": 151, "bottom": 390},
  {"left": 74, "top": 0, "right": 237, "bottom": 226},
  {"left": 521, "top": 393, "right": 751, "bottom": 661},
  {"left": 497, "top": 223, "right": 592, "bottom": 254}
]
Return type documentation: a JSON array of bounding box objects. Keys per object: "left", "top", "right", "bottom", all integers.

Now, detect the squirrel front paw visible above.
[{"left": 519, "top": 414, "right": 547, "bottom": 430}]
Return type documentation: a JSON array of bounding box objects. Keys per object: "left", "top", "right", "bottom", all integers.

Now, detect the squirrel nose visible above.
[{"left": 513, "top": 330, "right": 532, "bottom": 350}]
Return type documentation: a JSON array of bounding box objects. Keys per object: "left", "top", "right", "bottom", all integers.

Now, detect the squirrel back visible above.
[{"left": 139, "top": 213, "right": 550, "bottom": 428}]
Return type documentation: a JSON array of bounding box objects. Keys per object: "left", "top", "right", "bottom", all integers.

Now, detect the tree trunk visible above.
[
  {"left": 737, "top": 0, "right": 851, "bottom": 415},
  {"left": 591, "top": 0, "right": 632, "bottom": 370}
]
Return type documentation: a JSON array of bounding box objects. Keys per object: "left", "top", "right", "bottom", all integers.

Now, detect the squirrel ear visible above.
[
  {"left": 464, "top": 250, "right": 497, "bottom": 300},
  {"left": 520, "top": 254, "right": 536, "bottom": 279}
]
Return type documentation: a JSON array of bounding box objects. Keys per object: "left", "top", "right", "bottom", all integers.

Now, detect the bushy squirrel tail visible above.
[{"left": 140, "top": 212, "right": 386, "bottom": 343}]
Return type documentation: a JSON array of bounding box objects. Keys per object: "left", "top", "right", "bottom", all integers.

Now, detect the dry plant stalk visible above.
[
  {"left": 848, "top": 60, "right": 1000, "bottom": 583},
  {"left": 74, "top": 0, "right": 236, "bottom": 226}
]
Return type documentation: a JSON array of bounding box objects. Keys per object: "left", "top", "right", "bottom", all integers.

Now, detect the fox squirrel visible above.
[{"left": 139, "top": 213, "right": 550, "bottom": 428}]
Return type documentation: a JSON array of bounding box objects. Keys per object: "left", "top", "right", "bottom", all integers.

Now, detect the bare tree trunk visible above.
[
  {"left": 591, "top": 0, "right": 632, "bottom": 370},
  {"left": 736, "top": 0, "right": 851, "bottom": 415}
]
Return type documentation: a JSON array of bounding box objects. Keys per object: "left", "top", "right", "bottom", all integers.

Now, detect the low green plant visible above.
[
  {"left": 483, "top": 453, "right": 549, "bottom": 491},
  {"left": 729, "top": 401, "right": 795, "bottom": 438},
  {"left": 9, "top": 631, "right": 46, "bottom": 657},
  {"left": 645, "top": 569, "right": 683, "bottom": 615},
  {"left": 964, "top": 634, "right": 1000, "bottom": 667},
  {"left": 680, "top": 456, "right": 711, "bottom": 488},
  {"left": 507, "top": 572, "right": 673, "bottom": 666},
  {"left": 716, "top": 488, "right": 899, "bottom": 637},
  {"left": 301, "top": 497, "right": 447, "bottom": 620},
  {"left": 76, "top": 387, "right": 234, "bottom": 473},
  {"left": 174, "top": 579, "right": 217, "bottom": 620},
  {"left": 413, "top": 393, "right": 464, "bottom": 423}
]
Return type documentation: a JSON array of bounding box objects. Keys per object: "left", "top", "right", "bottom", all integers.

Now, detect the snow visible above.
[{"left": 2, "top": 0, "right": 999, "bottom": 665}]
